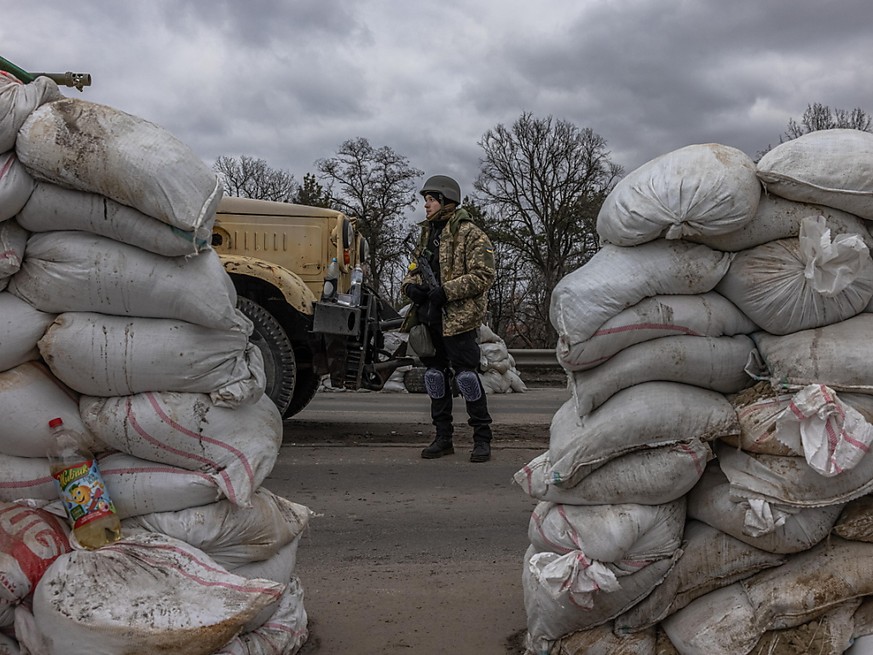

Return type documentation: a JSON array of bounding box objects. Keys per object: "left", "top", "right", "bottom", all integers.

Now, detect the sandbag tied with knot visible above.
[
  {"left": 596, "top": 143, "right": 761, "bottom": 246},
  {"left": 717, "top": 215, "right": 873, "bottom": 335},
  {"left": 15, "top": 97, "right": 223, "bottom": 233},
  {"left": 550, "top": 240, "right": 733, "bottom": 361}
]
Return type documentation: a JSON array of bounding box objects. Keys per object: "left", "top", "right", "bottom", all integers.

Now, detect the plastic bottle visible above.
[
  {"left": 47, "top": 417, "right": 121, "bottom": 549},
  {"left": 322, "top": 257, "right": 339, "bottom": 301},
  {"left": 349, "top": 265, "right": 364, "bottom": 306}
]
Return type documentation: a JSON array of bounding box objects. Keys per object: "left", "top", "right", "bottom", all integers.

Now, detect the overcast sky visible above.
[{"left": 7, "top": 0, "right": 873, "bottom": 217}]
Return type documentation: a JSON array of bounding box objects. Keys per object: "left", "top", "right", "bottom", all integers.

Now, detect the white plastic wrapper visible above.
[{"left": 774, "top": 384, "right": 873, "bottom": 477}]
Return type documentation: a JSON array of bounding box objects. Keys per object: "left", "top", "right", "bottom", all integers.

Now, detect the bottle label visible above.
[{"left": 52, "top": 460, "right": 117, "bottom": 529}]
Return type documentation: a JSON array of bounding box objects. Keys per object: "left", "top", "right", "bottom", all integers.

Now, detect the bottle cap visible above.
[{"left": 48, "top": 417, "right": 63, "bottom": 429}]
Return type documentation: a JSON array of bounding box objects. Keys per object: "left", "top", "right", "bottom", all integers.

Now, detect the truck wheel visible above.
[
  {"left": 237, "top": 296, "right": 296, "bottom": 416},
  {"left": 283, "top": 354, "right": 320, "bottom": 419}
]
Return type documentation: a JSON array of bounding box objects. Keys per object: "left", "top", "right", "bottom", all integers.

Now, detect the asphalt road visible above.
[{"left": 263, "top": 387, "right": 569, "bottom": 655}]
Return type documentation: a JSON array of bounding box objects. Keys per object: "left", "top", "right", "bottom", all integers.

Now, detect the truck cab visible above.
[{"left": 212, "top": 196, "right": 409, "bottom": 418}]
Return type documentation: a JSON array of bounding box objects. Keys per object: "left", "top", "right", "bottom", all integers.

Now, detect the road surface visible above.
[{"left": 263, "top": 387, "right": 569, "bottom": 655}]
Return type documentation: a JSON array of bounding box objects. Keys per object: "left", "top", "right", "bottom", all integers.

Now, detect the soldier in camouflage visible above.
[{"left": 401, "top": 175, "right": 497, "bottom": 463}]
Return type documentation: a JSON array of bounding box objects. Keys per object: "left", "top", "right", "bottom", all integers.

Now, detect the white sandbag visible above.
[
  {"left": 17, "top": 182, "right": 212, "bottom": 256},
  {"left": 689, "top": 193, "right": 873, "bottom": 252},
  {"left": 558, "top": 292, "right": 757, "bottom": 371},
  {"left": 752, "top": 314, "right": 873, "bottom": 393},
  {"left": 756, "top": 129, "right": 873, "bottom": 219},
  {"left": 16, "top": 98, "right": 223, "bottom": 232},
  {"left": 550, "top": 240, "right": 732, "bottom": 354},
  {"left": 23, "top": 533, "right": 284, "bottom": 655},
  {"left": 543, "top": 623, "right": 657, "bottom": 655},
  {"left": 38, "top": 312, "right": 265, "bottom": 407},
  {"left": 0, "top": 632, "right": 19, "bottom": 654},
  {"left": 570, "top": 334, "right": 755, "bottom": 417},
  {"left": 0, "top": 502, "right": 70, "bottom": 627},
  {"left": 754, "top": 601, "right": 858, "bottom": 655},
  {"left": 121, "top": 489, "right": 310, "bottom": 567},
  {"left": 0, "top": 72, "right": 62, "bottom": 152},
  {"left": 9, "top": 452, "right": 226, "bottom": 516},
  {"left": 515, "top": 439, "right": 710, "bottom": 505},
  {"left": 0, "top": 153, "right": 33, "bottom": 224},
  {"left": 214, "top": 577, "right": 308, "bottom": 655},
  {"left": 716, "top": 217, "right": 873, "bottom": 335},
  {"left": 0, "top": 219, "right": 26, "bottom": 278},
  {"left": 662, "top": 537, "right": 873, "bottom": 655},
  {"left": 547, "top": 382, "right": 738, "bottom": 487},
  {"left": 0, "top": 361, "right": 86, "bottom": 458},
  {"left": 480, "top": 368, "right": 512, "bottom": 394},
  {"left": 689, "top": 458, "right": 844, "bottom": 552},
  {"left": 523, "top": 544, "right": 678, "bottom": 655},
  {"left": 80, "top": 391, "right": 280, "bottom": 507},
  {"left": 0, "top": 293, "right": 55, "bottom": 373},
  {"left": 597, "top": 143, "right": 760, "bottom": 246},
  {"left": 96, "top": 452, "right": 223, "bottom": 517},
  {"left": 0, "top": 455, "right": 56, "bottom": 503},
  {"left": 230, "top": 536, "right": 303, "bottom": 585},
  {"left": 834, "top": 495, "right": 873, "bottom": 543},
  {"left": 529, "top": 500, "right": 685, "bottom": 569},
  {"left": 615, "top": 520, "right": 786, "bottom": 635},
  {"left": 715, "top": 439, "right": 873, "bottom": 509},
  {"left": 10, "top": 232, "right": 245, "bottom": 332},
  {"left": 508, "top": 369, "right": 527, "bottom": 393}
]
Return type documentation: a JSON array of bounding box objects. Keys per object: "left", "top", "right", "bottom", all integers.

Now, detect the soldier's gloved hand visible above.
[
  {"left": 405, "top": 283, "right": 429, "bottom": 305},
  {"left": 429, "top": 286, "right": 448, "bottom": 308}
]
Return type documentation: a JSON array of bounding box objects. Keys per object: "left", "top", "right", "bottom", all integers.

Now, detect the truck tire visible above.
[
  {"left": 237, "top": 296, "right": 296, "bottom": 416},
  {"left": 284, "top": 356, "right": 320, "bottom": 419}
]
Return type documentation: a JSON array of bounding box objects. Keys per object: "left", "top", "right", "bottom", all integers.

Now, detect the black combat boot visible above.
[
  {"left": 421, "top": 435, "right": 454, "bottom": 459},
  {"left": 470, "top": 440, "right": 491, "bottom": 463}
]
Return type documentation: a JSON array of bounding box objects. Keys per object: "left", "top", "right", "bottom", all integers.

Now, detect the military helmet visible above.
[{"left": 420, "top": 175, "right": 461, "bottom": 205}]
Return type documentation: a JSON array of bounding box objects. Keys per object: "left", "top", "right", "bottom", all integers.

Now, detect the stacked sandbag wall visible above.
[
  {"left": 0, "top": 73, "right": 309, "bottom": 655},
  {"left": 517, "top": 134, "right": 873, "bottom": 655}
]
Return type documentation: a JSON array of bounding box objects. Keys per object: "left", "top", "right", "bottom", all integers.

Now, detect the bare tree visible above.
[
  {"left": 213, "top": 155, "right": 297, "bottom": 202},
  {"left": 316, "top": 138, "right": 423, "bottom": 297},
  {"left": 474, "top": 112, "right": 622, "bottom": 347}
]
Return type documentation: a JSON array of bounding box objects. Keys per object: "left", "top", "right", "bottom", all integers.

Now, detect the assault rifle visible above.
[{"left": 406, "top": 246, "right": 447, "bottom": 324}]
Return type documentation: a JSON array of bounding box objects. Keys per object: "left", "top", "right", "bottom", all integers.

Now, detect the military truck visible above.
[{"left": 212, "top": 197, "right": 411, "bottom": 418}]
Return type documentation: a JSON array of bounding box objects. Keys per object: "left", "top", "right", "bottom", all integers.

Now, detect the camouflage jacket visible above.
[{"left": 401, "top": 207, "right": 495, "bottom": 336}]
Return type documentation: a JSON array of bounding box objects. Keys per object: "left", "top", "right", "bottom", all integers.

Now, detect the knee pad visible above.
[
  {"left": 455, "top": 370, "right": 482, "bottom": 402},
  {"left": 424, "top": 368, "right": 447, "bottom": 399}
]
